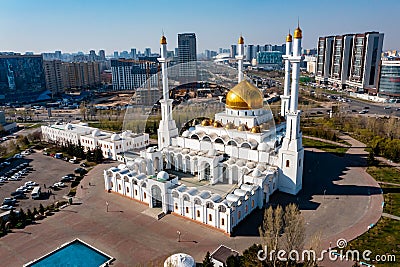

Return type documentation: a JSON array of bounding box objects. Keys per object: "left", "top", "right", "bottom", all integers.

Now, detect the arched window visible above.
[
  {"left": 186, "top": 207, "right": 189, "bottom": 213},
  {"left": 118, "top": 184, "right": 121, "bottom": 190},
  {"left": 245, "top": 205, "right": 248, "bottom": 213},
  {"left": 144, "top": 192, "right": 147, "bottom": 199},
  {"left": 221, "top": 218, "right": 225, "bottom": 226},
  {"left": 197, "top": 210, "right": 200, "bottom": 217},
  {"left": 135, "top": 189, "right": 137, "bottom": 195},
  {"left": 286, "top": 160, "right": 290, "bottom": 168},
  {"left": 126, "top": 187, "right": 129, "bottom": 193},
  {"left": 209, "top": 214, "right": 212, "bottom": 222},
  {"left": 175, "top": 203, "right": 178, "bottom": 210},
  {"left": 252, "top": 199, "right": 255, "bottom": 208},
  {"left": 299, "top": 159, "right": 301, "bottom": 167}
]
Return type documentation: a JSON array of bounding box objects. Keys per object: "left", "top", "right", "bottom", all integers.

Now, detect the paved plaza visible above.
[{"left": 0, "top": 136, "right": 383, "bottom": 266}]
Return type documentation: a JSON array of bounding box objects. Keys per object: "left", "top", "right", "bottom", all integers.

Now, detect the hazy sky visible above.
[{"left": 1, "top": 0, "right": 398, "bottom": 54}]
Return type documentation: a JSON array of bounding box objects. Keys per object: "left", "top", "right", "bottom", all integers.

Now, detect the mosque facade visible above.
[{"left": 104, "top": 27, "right": 304, "bottom": 234}]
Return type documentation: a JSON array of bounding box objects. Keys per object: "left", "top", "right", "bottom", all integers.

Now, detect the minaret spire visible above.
[
  {"left": 278, "top": 25, "right": 304, "bottom": 196},
  {"left": 157, "top": 34, "right": 178, "bottom": 150},
  {"left": 236, "top": 35, "right": 245, "bottom": 83},
  {"left": 281, "top": 29, "right": 293, "bottom": 116}
]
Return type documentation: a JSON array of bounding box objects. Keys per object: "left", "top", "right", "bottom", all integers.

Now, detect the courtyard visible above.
[{"left": 0, "top": 136, "right": 383, "bottom": 266}]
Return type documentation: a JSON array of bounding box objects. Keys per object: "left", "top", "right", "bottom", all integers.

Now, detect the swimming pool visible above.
[{"left": 24, "top": 239, "right": 113, "bottom": 267}]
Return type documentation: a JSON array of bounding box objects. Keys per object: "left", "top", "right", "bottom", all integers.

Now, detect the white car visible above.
[
  {"left": 0, "top": 205, "right": 14, "bottom": 210},
  {"left": 21, "top": 151, "right": 30, "bottom": 155},
  {"left": 25, "top": 181, "right": 38, "bottom": 186},
  {"left": 54, "top": 182, "right": 65, "bottom": 188}
]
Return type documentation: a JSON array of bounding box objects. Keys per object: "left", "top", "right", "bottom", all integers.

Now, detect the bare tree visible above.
[
  {"left": 259, "top": 205, "right": 284, "bottom": 267},
  {"left": 305, "top": 231, "right": 323, "bottom": 267},
  {"left": 282, "top": 203, "right": 305, "bottom": 254}
]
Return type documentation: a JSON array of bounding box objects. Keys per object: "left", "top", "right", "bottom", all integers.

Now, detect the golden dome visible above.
[
  {"left": 226, "top": 80, "right": 263, "bottom": 110},
  {"left": 201, "top": 119, "right": 211, "bottom": 126},
  {"left": 294, "top": 27, "right": 302, "bottom": 39},
  {"left": 237, "top": 124, "right": 249, "bottom": 131},
  {"left": 250, "top": 125, "right": 261, "bottom": 133},
  {"left": 213, "top": 121, "right": 223, "bottom": 128},
  {"left": 238, "top": 35, "right": 244, "bottom": 45},
  {"left": 160, "top": 35, "right": 167, "bottom": 44},
  {"left": 286, "top": 33, "right": 292, "bottom": 42},
  {"left": 225, "top": 122, "right": 235, "bottom": 129}
]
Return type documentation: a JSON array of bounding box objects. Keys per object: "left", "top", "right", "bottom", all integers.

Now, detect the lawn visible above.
[
  {"left": 348, "top": 165, "right": 400, "bottom": 266},
  {"left": 348, "top": 217, "right": 399, "bottom": 266},
  {"left": 302, "top": 138, "right": 349, "bottom": 156},
  {"left": 382, "top": 185, "right": 400, "bottom": 218},
  {"left": 367, "top": 165, "right": 400, "bottom": 184}
]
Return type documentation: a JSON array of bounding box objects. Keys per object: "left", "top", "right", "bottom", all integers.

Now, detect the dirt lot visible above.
[{"left": 0, "top": 151, "right": 83, "bottom": 212}]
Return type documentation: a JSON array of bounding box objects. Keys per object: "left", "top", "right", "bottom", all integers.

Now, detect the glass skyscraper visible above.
[
  {"left": 378, "top": 61, "right": 400, "bottom": 97},
  {"left": 0, "top": 55, "right": 46, "bottom": 103}
]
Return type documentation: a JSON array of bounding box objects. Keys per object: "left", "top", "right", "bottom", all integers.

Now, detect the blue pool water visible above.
[{"left": 27, "top": 240, "right": 111, "bottom": 267}]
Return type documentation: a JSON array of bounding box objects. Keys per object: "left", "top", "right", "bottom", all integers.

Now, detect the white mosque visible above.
[{"left": 104, "top": 27, "right": 304, "bottom": 235}]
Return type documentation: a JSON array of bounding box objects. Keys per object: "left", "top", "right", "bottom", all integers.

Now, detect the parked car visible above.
[
  {"left": 0, "top": 205, "right": 14, "bottom": 210},
  {"left": 74, "top": 167, "right": 87, "bottom": 175},
  {"left": 53, "top": 182, "right": 65, "bottom": 188},
  {"left": 384, "top": 106, "right": 391, "bottom": 109},
  {"left": 3, "top": 198, "right": 16, "bottom": 205}
]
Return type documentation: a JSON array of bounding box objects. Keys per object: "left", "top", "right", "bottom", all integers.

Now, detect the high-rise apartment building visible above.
[
  {"left": 43, "top": 60, "right": 64, "bottom": 96},
  {"left": 62, "top": 61, "right": 101, "bottom": 90},
  {"left": 0, "top": 54, "right": 46, "bottom": 103},
  {"left": 316, "top": 32, "right": 384, "bottom": 91},
  {"left": 230, "top": 44, "right": 237, "bottom": 58},
  {"left": 99, "top": 50, "right": 106, "bottom": 60},
  {"left": 130, "top": 48, "right": 137, "bottom": 59},
  {"left": 377, "top": 60, "right": 400, "bottom": 97},
  {"left": 111, "top": 57, "right": 160, "bottom": 91},
  {"left": 178, "top": 33, "right": 197, "bottom": 82}
]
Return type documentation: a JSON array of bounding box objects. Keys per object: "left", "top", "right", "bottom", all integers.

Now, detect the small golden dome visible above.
[
  {"left": 225, "top": 122, "right": 235, "bottom": 129},
  {"left": 213, "top": 121, "right": 223, "bottom": 128},
  {"left": 238, "top": 35, "right": 244, "bottom": 45},
  {"left": 250, "top": 126, "right": 261, "bottom": 133},
  {"left": 160, "top": 35, "right": 167, "bottom": 44},
  {"left": 201, "top": 119, "right": 211, "bottom": 126},
  {"left": 237, "top": 124, "right": 249, "bottom": 131},
  {"left": 294, "top": 27, "right": 302, "bottom": 39},
  {"left": 286, "top": 33, "right": 292, "bottom": 42},
  {"left": 226, "top": 80, "right": 263, "bottom": 110}
]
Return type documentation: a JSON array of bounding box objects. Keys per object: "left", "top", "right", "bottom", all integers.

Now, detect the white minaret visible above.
[
  {"left": 235, "top": 35, "right": 245, "bottom": 83},
  {"left": 278, "top": 25, "right": 304, "bottom": 195},
  {"left": 280, "top": 32, "right": 292, "bottom": 116},
  {"left": 157, "top": 35, "right": 178, "bottom": 150}
]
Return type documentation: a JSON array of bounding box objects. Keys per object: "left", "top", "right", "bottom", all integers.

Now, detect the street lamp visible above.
[
  {"left": 106, "top": 201, "right": 109, "bottom": 212},
  {"left": 177, "top": 230, "right": 181, "bottom": 242}
]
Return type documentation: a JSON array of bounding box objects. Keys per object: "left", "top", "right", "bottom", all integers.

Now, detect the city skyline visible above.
[{"left": 1, "top": 0, "right": 399, "bottom": 54}]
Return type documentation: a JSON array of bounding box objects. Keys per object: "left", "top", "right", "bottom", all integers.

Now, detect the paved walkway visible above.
[
  {"left": 378, "top": 181, "right": 400, "bottom": 187},
  {"left": 0, "top": 136, "right": 385, "bottom": 267},
  {"left": 376, "top": 156, "right": 400, "bottom": 171},
  {"left": 382, "top": 213, "right": 400, "bottom": 221}
]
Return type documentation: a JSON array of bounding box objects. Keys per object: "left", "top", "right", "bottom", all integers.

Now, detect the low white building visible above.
[{"left": 41, "top": 122, "right": 149, "bottom": 160}]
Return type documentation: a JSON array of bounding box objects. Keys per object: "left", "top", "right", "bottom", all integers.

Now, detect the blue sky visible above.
[{"left": 0, "top": 0, "right": 398, "bottom": 54}]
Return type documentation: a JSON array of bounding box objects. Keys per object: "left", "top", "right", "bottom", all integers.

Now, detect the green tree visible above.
[
  {"left": 26, "top": 209, "right": 34, "bottom": 221},
  {"left": 241, "top": 244, "right": 264, "bottom": 267},
  {"left": 202, "top": 251, "right": 213, "bottom": 267},
  {"left": 19, "top": 209, "right": 27, "bottom": 227},
  {"left": 93, "top": 146, "right": 103, "bottom": 163},
  {"left": 39, "top": 204, "right": 45, "bottom": 215}
]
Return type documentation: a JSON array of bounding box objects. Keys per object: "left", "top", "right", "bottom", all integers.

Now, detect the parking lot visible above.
[{"left": 0, "top": 151, "right": 82, "bottom": 212}]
